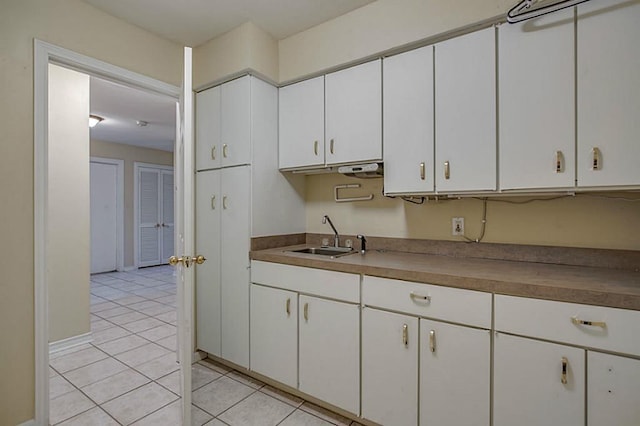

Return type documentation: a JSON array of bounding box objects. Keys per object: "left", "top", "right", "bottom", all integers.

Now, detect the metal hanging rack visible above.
[{"left": 507, "top": 0, "right": 591, "bottom": 23}]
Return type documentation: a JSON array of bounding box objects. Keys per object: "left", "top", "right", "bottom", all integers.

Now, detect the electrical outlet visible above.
[{"left": 452, "top": 217, "right": 464, "bottom": 236}]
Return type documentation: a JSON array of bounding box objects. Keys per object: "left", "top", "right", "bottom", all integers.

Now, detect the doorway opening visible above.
[{"left": 35, "top": 40, "right": 185, "bottom": 425}]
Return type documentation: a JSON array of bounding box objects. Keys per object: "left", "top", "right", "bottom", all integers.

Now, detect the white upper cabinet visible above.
[
  {"left": 196, "top": 76, "right": 251, "bottom": 170},
  {"left": 279, "top": 76, "right": 325, "bottom": 170},
  {"left": 196, "top": 86, "right": 221, "bottom": 171},
  {"left": 577, "top": 0, "right": 640, "bottom": 188},
  {"left": 383, "top": 46, "right": 435, "bottom": 195},
  {"left": 221, "top": 76, "right": 251, "bottom": 167},
  {"left": 325, "top": 60, "right": 382, "bottom": 166},
  {"left": 499, "top": 10, "right": 575, "bottom": 191},
  {"left": 435, "top": 27, "right": 497, "bottom": 193}
]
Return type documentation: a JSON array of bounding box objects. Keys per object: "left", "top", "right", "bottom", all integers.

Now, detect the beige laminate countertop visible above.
[{"left": 251, "top": 244, "right": 640, "bottom": 311}]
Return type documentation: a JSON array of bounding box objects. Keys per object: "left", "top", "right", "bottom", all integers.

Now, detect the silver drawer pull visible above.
[
  {"left": 402, "top": 324, "right": 408, "bottom": 347},
  {"left": 561, "top": 357, "right": 568, "bottom": 384},
  {"left": 571, "top": 316, "right": 606, "bottom": 328},
  {"left": 410, "top": 292, "right": 431, "bottom": 302},
  {"left": 429, "top": 329, "right": 436, "bottom": 353},
  {"left": 285, "top": 298, "right": 291, "bottom": 316}
]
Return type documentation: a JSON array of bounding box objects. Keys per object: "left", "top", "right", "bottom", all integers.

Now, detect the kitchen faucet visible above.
[{"left": 322, "top": 215, "right": 340, "bottom": 247}]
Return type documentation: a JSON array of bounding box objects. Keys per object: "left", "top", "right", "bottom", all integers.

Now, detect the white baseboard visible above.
[
  {"left": 193, "top": 350, "right": 207, "bottom": 363},
  {"left": 17, "top": 418, "right": 35, "bottom": 426},
  {"left": 49, "top": 332, "right": 93, "bottom": 355}
]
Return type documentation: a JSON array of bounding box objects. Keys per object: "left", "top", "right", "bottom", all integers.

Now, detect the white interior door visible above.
[
  {"left": 176, "top": 46, "right": 194, "bottom": 426},
  {"left": 90, "top": 161, "right": 117, "bottom": 273}
]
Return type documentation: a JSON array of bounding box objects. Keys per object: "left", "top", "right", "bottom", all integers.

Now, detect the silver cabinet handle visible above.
[
  {"left": 555, "top": 151, "right": 564, "bottom": 173},
  {"left": 444, "top": 161, "right": 450, "bottom": 180},
  {"left": 330, "top": 139, "right": 335, "bottom": 154},
  {"left": 420, "top": 162, "right": 426, "bottom": 180},
  {"left": 211, "top": 196, "right": 216, "bottom": 210},
  {"left": 211, "top": 146, "right": 216, "bottom": 160},
  {"left": 314, "top": 140, "right": 318, "bottom": 156},
  {"left": 286, "top": 298, "right": 291, "bottom": 316},
  {"left": 223, "top": 143, "right": 228, "bottom": 158},
  {"left": 222, "top": 196, "right": 228, "bottom": 210},
  {"left": 429, "top": 329, "right": 436, "bottom": 353},
  {"left": 303, "top": 303, "right": 309, "bottom": 321},
  {"left": 591, "top": 147, "right": 601, "bottom": 171},
  {"left": 561, "top": 357, "right": 568, "bottom": 384},
  {"left": 410, "top": 292, "right": 431, "bottom": 303},
  {"left": 571, "top": 316, "right": 606, "bottom": 328},
  {"left": 402, "top": 324, "right": 408, "bottom": 347}
]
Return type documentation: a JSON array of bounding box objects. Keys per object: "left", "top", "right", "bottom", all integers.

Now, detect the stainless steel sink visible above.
[{"left": 289, "top": 246, "right": 355, "bottom": 258}]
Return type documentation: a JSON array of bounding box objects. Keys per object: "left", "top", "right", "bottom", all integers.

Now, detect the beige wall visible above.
[
  {"left": 91, "top": 140, "right": 174, "bottom": 269},
  {"left": 279, "top": 0, "right": 512, "bottom": 82},
  {"left": 48, "top": 64, "right": 92, "bottom": 344},
  {"left": 194, "top": 21, "right": 278, "bottom": 88},
  {"left": 0, "top": 0, "right": 181, "bottom": 423},
  {"left": 306, "top": 175, "right": 640, "bottom": 250}
]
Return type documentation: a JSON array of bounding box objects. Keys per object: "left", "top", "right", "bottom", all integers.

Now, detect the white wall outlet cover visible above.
[{"left": 452, "top": 217, "right": 465, "bottom": 236}]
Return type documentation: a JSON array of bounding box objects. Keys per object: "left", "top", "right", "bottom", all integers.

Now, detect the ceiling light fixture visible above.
[
  {"left": 136, "top": 120, "right": 148, "bottom": 127},
  {"left": 89, "top": 114, "right": 104, "bottom": 128}
]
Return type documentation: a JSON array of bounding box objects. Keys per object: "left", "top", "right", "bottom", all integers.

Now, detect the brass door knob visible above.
[{"left": 169, "top": 255, "right": 206, "bottom": 267}]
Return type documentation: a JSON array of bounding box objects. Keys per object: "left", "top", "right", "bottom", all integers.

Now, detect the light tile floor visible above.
[{"left": 49, "top": 266, "right": 363, "bottom": 426}]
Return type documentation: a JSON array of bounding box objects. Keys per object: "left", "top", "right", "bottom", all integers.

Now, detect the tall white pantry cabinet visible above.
[{"left": 194, "top": 75, "right": 304, "bottom": 368}]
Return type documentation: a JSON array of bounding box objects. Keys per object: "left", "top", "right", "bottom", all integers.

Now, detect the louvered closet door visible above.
[
  {"left": 161, "top": 170, "right": 174, "bottom": 263},
  {"left": 139, "top": 168, "right": 162, "bottom": 266}
]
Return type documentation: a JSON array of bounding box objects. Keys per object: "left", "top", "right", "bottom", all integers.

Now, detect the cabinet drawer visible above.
[
  {"left": 251, "top": 261, "right": 359, "bottom": 303},
  {"left": 363, "top": 276, "right": 491, "bottom": 328},
  {"left": 495, "top": 295, "right": 640, "bottom": 357}
]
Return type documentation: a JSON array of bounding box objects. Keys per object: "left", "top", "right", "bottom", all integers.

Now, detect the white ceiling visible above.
[
  {"left": 83, "top": 0, "right": 375, "bottom": 46},
  {"left": 90, "top": 78, "right": 176, "bottom": 152}
]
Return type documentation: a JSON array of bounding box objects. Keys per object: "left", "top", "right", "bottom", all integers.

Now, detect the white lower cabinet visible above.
[
  {"left": 494, "top": 333, "right": 585, "bottom": 426},
  {"left": 250, "top": 261, "right": 360, "bottom": 415},
  {"left": 362, "top": 309, "right": 418, "bottom": 426},
  {"left": 588, "top": 351, "right": 640, "bottom": 426},
  {"left": 299, "top": 295, "right": 360, "bottom": 415},
  {"left": 420, "top": 320, "right": 490, "bottom": 426},
  {"left": 362, "top": 276, "right": 492, "bottom": 425},
  {"left": 249, "top": 284, "right": 297, "bottom": 388}
]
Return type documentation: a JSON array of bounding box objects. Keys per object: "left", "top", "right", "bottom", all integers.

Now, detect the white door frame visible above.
[
  {"left": 90, "top": 157, "right": 125, "bottom": 272},
  {"left": 133, "top": 162, "right": 175, "bottom": 268},
  {"left": 34, "top": 39, "right": 181, "bottom": 425}
]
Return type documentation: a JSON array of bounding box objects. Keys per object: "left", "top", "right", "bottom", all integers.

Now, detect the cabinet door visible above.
[
  {"left": 420, "top": 320, "right": 490, "bottom": 426},
  {"left": 499, "top": 10, "right": 575, "bottom": 190},
  {"left": 279, "top": 77, "right": 325, "bottom": 169},
  {"left": 220, "top": 166, "right": 251, "bottom": 367},
  {"left": 435, "top": 28, "right": 496, "bottom": 193},
  {"left": 221, "top": 76, "right": 251, "bottom": 167},
  {"left": 577, "top": 0, "right": 640, "bottom": 188},
  {"left": 325, "top": 60, "right": 382, "bottom": 165},
  {"left": 588, "top": 351, "right": 640, "bottom": 426},
  {"left": 299, "top": 295, "right": 360, "bottom": 415},
  {"left": 250, "top": 284, "right": 297, "bottom": 388},
  {"left": 383, "top": 46, "right": 435, "bottom": 195},
  {"left": 195, "top": 170, "right": 221, "bottom": 355},
  {"left": 195, "top": 86, "right": 221, "bottom": 171},
  {"left": 362, "top": 308, "right": 418, "bottom": 426},
  {"left": 494, "top": 333, "right": 584, "bottom": 426}
]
